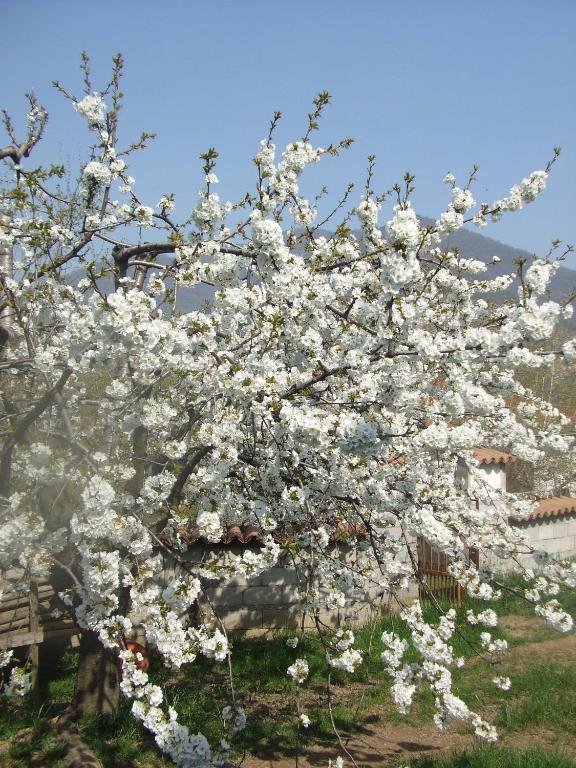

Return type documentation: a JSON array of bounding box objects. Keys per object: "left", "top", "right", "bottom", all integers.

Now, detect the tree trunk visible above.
[
  {"left": 53, "top": 709, "right": 105, "bottom": 768},
  {"left": 73, "top": 629, "right": 119, "bottom": 717},
  {"left": 0, "top": 214, "right": 14, "bottom": 352},
  {"left": 29, "top": 579, "right": 40, "bottom": 708}
]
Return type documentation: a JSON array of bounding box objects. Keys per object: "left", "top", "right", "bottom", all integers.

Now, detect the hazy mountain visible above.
[
  {"left": 418, "top": 218, "right": 575, "bottom": 303},
  {"left": 67, "top": 222, "right": 576, "bottom": 315}
]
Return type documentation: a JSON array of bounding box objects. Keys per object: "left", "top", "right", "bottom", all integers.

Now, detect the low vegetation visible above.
[{"left": 1, "top": 580, "right": 575, "bottom": 767}]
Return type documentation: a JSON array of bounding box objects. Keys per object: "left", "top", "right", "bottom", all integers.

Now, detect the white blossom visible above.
[
  {"left": 1, "top": 67, "right": 572, "bottom": 768},
  {"left": 74, "top": 92, "right": 106, "bottom": 124},
  {"left": 287, "top": 658, "right": 309, "bottom": 684}
]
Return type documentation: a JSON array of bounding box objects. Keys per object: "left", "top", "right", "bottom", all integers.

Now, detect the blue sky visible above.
[{"left": 2, "top": 0, "right": 575, "bottom": 267}]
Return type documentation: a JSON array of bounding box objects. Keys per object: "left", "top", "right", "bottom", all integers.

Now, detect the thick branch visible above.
[
  {"left": 0, "top": 368, "right": 72, "bottom": 496},
  {"left": 0, "top": 139, "right": 37, "bottom": 163},
  {"left": 166, "top": 444, "right": 213, "bottom": 507},
  {"left": 112, "top": 241, "right": 245, "bottom": 265},
  {"left": 0, "top": 215, "right": 13, "bottom": 350}
]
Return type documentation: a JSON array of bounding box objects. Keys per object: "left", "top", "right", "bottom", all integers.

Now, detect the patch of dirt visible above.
[
  {"left": 245, "top": 722, "right": 476, "bottom": 768},
  {"left": 244, "top": 720, "right": 575, "bottom": 768},
  {"left": 244, "top": 722, "right": 575, "bottom": 768},
  {"left": 502, "top": 727, "right": 573, "bottom": 756},
  {"left": 499, "top": 614, "right": 545, "bottom": 638},
  {"left": 504, "top": 626, "right": 576, "bottom": 664},
  {"left": 245, "top": 616, "right": 576, "bottom": 768}
]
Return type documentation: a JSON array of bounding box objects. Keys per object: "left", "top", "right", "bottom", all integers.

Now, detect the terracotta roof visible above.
[
  {"left": 181, "top": 523, "right": 263, "bottom": 546},
  {"left": 526, "top": 496, "right": 576, "bottom": 521},
  {"left": 473, "top": 447, "right": 516, "bottom": 465},
  {"left": 163, "top": 521, "right": 367, "bottom": 547}
]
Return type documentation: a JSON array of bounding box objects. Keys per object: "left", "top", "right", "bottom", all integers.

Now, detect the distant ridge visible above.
[
  {"left": 66, "top": 221, "right": 575, "bottom": 313},
  {"left": 417, "top": 216, "right": 575, "bottom": 304}
]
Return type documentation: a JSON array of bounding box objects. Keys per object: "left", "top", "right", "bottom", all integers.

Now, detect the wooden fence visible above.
[{"left": 417, "top": 538, "right": 479, "bottom": 606}]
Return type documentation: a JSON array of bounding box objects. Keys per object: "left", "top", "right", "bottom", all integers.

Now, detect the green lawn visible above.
[
  {"left": 402, "top": 746, "right": 576, "bottom": 768},
  {"left": 1, "top": 580, "right": 575, "bottom": 767}
]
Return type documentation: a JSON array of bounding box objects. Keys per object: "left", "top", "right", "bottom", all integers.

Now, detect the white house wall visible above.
[{"left": 514, "top": 514, "right": 576, "bottom": 567}]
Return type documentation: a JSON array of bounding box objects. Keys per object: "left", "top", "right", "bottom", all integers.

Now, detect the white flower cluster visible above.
[
  {"left": 491, "top": 171, "right": 548, "bottom": 221},
  {"left": 328, "top": 648, "right": 362, "bottom": 674},
  {"left": 196, "top": 511, "right": 223, "bottom": 543},
  {"left": 134, "top": 205, "right": 155, "bottom": 227},
  {"left": 2, "top": 666, "right": 32, "bottom": 698},
  {"left": 523, "top": 259, "right": 556, "bottom": 296},
  {"left": 451, "top": 187, "right": 475, "bottom": 214},
  {"left": 191, "top": 191, "right": 230, "bottom": 232},
  {"left": 83, "top": 160, "right": 113, "bottom": 186},
  {"left": 287, "top": 658, "right": 309, "bottom": 684},
  {"left": 250, "top": 211, "right": 290, "bottom": 271},
  {"left": 466, "top": 609, "right": 498, "bottom": 627},
  {"left": 386, "top": 204, "right": 421, "bottom": 250},
  {"left": 336, "top": 414, "right": 381, "bottom": 456},
  {"left": 162, "top": 577, "right": 202, "bottom": 613},
  {"left": 74, "top": 92, "right": 106, "bottom": 124},
  {"left": 158, "top": 195, "right": 176, "bottom": 212},
  {"left": 479, "top": 632, "right": 508, "bottom": 654},
  {"left": 271, "top": 141, "right": 322, "bottom": 202},
  {"left": 253, "top": 140, "right": 276, "bottom": 181},
  {"left": 356, "top": 198, "right": 383, "bottom": 245},
  {"left": 433, "top": 185, "right": 475, "bottom": 238},
  {"left": 534, "top": 600, "right": 573, "bottom": 633}
]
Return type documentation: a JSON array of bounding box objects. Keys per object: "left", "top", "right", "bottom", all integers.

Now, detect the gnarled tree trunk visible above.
[
  {"left": 73, "top": 629, "right": 119, "bottom": 717},
  {"left": 53, "top": 709, "right": 105, "bottom": 768}
]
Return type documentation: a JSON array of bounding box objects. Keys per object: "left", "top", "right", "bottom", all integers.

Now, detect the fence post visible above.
[{"left": 29, "top": 580, "right": 40, "bottom": 707}]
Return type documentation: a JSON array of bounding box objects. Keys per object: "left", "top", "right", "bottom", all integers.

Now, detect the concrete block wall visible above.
[
  {"left": 199, "top": 551, "right": 386, "bottom": 635},
  {"left": 522, "top": 514, "right": 576, "bottom": 557},
  {"left": 155, "top": 512, "right": 576, "bottom": 634},
  {"left": 502, "top": 513, "right": 576, "bottom": 570},
  {"left": 158, "top": 544, "right": 393, "bottom": 635},
  {"left": 199, "top": 514, "right": 576, "bottom": 628}
]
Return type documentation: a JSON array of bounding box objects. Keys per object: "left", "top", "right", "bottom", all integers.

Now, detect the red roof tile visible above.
[
  {"left": 473, "top": 448, "right": 516, "bottom": 465},
  {"left": 163, "top": 521, "right": 367, "bottom": 547},
  {"left": 527, "top": 496, "right": 576, "bottom": 521},
  {"left": 171, "top": 523, "right": 263, "bottom": 546}
]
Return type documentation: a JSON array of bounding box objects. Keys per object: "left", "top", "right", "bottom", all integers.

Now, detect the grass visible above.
[
  {"left": 401, "top": 746, "right": 576, "bottom": 768},
  {"left": 0, "top": 649, "right": 166, "bottom": 768},
  {"left": 1, "top": 578, "right": 574, "bottom": 767},
  {"left": 490, "top": 575, "right": 576, "bottom": 620},
  {"left": 496, "top": 662, "right": 576, "bottom": 735}
]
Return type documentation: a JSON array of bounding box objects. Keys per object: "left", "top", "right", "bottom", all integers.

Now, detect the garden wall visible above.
[
  {"left": 162, "top": 541, "right": 417, "bottom": 636},
  {"left": 513, "top": 511, "right": 576, "bottom": 568}
]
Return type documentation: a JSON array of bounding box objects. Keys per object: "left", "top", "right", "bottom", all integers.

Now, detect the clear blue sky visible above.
[{"left": 2, "top": 0, "right": 575, "bottom": 267}]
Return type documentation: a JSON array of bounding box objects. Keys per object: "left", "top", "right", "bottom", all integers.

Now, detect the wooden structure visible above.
[
  {"left": 0, "top": 578, "right": 77, "bottom": 651},
  {"left": 417, "top": 538, "right": 479, "bottom": 605}
]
